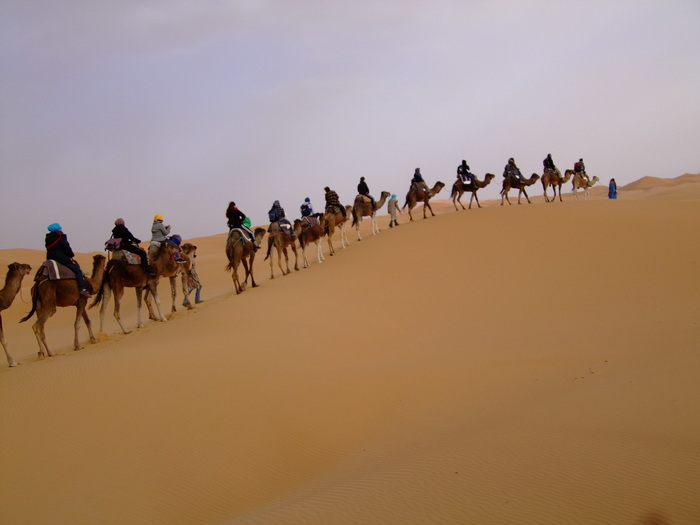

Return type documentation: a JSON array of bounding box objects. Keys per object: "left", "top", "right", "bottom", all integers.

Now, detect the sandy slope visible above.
[{"left": 1, "top": 175, "right": 699, "bottom": 524}]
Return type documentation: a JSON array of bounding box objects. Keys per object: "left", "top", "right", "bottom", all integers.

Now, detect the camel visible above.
[
  {"left": 20, "top": 254, "right": 105, "bottom": 357},
  {"left": 225, "top": 227, "right": 266, "bottom": 293},
  {"left": 90, "top": 242, "right": 181, "bottom": 334},
  {"left": 1, "top": 262, "right": 32, "bottom": 367},
  {"left": 324, "top": 205, "right": 352, "bottom": 256},
  {"left": 143, "top": 242, "right": 195, "bottom": 319},
  {"left": 264, "top": 222, "right": 299, "bottom": 278},
  {"left": 572, "top": 174, "right": 600, "bottom": 200},
  {"left": 542, "top": 168, "right": 574, "bottom": 203},
  {"left": 403, "top": 181, "right": 445, "bottom": 220},
  {"left": 450, "top": 174, "right": 496, "bottom": 210},
  {"left": 294, "top": 216, "right": 326, "bottom": 268},
  {"left": 351, "top": 191, "right": 390, "bottom": 240},
  {"left": 500, "top": 173, "right": 540, "bottom": 205}
]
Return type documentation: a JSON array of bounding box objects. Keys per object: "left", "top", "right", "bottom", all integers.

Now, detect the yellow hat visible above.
[{"left": 154, "top": 214, "right": 164, "bottom": 221}]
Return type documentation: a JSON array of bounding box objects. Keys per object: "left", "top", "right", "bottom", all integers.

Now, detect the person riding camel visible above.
[
  {"left": 45, "top": 223, "right": 90, "bottom": 297},
  {"left": 150, "top": 214, "right": 185, "bottom": 263},
  {"left": 324, "top": 187, "right": 347, "bottom": 217},
  {"left": 457, "top": 160, "right": 475, "bottom": 186},
  {"left": 504, "top": 158, "right": 525, "bottom": 182},
  {"left": 226, "top": 202, "right": 259, "bottom": 249},
  {"left": 268, "top": 200, "right": 295, "bottom": 237},
  {"left": 543, "top": 154, "right": 560, "bottom": 177},
  {"left": 111, "top": 218, "right": 154, "bottom": 276},
  {"left": 574, "top": 158, "right": 589, "bottom": 182},
  {"left": 300, "top": 197, "right": 314, "bottom": 218},
  {"left": 411, "top": 168, "right": 431, "bottom": 195},
  {"left": 357, "top": 177, "right": 375, "bottom": 207}
]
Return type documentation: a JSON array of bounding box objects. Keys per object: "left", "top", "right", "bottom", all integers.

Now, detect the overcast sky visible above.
[{"left": 1, "top": 0, "right": 699, "bottom": 252}]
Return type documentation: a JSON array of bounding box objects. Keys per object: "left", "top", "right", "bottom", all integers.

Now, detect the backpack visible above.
[
  {"left": 105, "top": 237, "right": 122, "bottom": 251},
  {"left": 301, "top": 204, "right": 310, "bottom": 216},
  {"left": 574, "top": 162, "right": 581, "bottom": 171},
  {"left": 268, "top": 209, "right": 279, "bottom": 222}
]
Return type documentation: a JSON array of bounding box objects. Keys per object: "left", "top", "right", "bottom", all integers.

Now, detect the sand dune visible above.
[{"left": 1, "top": 174, "right": 699, "bottom": 524}]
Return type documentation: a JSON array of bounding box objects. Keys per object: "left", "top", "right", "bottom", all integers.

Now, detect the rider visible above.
[
  {"left": 226, "top": 201, "right": 259, "bottom": 249},
  {"left": 411, "top": 168, "right": 431, "bottom": 195},
  {"left": 575, "top": 158, "right": 589, "bottom": 182},
  {"left": 300, "top": 197, "right": 313, "bottom": 217},
  {"left": 151, "top": 214, "right": 185, "bottom": 262},
  {"left": 543, "top": 153, "right": 556, "bottom": 172},
  {"left": 45, "top": 223, "right": 90, "bottom": 297},
  {"left": 457, "top": 160, "right": 475, "bottom": 186},
  {"left": 268, "top": 200, "right": 295, "bottom": 236},
  {"left": 112, "top": 218, "right": 153, "bottom": 276},
  {"left": 503, "top": 158, "right": 525, "bottom": 183},
  {"left": 357, "top": 177, "right": 375, "bottom": 207},
  {"left": 324, "top": 187, "right": 347, "bottom": 217}
]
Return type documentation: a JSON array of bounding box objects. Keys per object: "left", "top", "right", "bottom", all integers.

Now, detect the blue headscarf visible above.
[{"left": 47, "top": 223, "right": 62, "bottom": 232}]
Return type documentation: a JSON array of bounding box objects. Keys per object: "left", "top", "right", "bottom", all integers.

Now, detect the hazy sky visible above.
[{"left": 1, "top": 0, "right": 699, "bottom": 251}]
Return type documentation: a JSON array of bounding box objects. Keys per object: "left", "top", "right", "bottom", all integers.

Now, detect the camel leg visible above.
[
  {"left": 558, "top": 184, "right": 563, "bottom": 202},
  {"left": 32, "top": 318, "right": 53, "bottom": 358},
  {"left": 99, "top": 283, "right": 112, "bottom": 332},
  {"left": 316, "top": 240, "right": 324, "bottom": 263},
  {"left": 573, "top": 187, "right": 579, "bottom": 200},
  {"left": 457, "top": 192, "right": 466, "bottom": 210},
  {"left": 169, "top": 276, "right": 177, "bottom": 313},
  {"left": 326, "top": 231, "right": 335, "bottom": 257},
  {"left": 340, "top": 224, "right": 349, "bottom": 248},
  {"left": 180, "top": 272, "right": 194, "bottom": 310},
  {"left": 112, "top": 286, "right": 132, "bottom": 335},
  {"left": 356, "top": 220, "right": 362, "bottom": 241},
  {"left": 80, "top": 304, "right": 97, "bottom": 346},
  {"left": 248, "top": 254, "right": 258, "bottom": 288},
  {"left": 280, "top": 246, "right": 290, "bottom": 275},
  {"left": 144, "top": 283, "right": 167, "bottom": 322},
  {"left": 232, "top": 260, "right": 242, "bottom": 294},
  {"left": 301, "top": 242, "right": 310, "bottom": 268},
  {"left": 1, "top": 317, "right": 18, "bottom": 367},
  {"left": 523, "top": 189, "right": 531, "bottom": 204},
  {"left": 472, "top": 192, "right": 481, "bottom": 209},
  {"left": 134, "top": 287, "right": 144, "bottom": 329},
  {"left": 292, "top": 244, "right": 299, "bottom": 271}
]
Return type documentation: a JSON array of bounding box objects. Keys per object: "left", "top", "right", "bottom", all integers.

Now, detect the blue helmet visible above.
[
  {"left": 304, "top": 197, "right": 310, "bottom": 203},
  {"left": 47, "top": 223, "right": 62, "bottom": 232}
]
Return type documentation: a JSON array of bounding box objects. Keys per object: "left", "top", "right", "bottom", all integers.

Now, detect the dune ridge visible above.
[{"left": 1, "top": 175, "right": 699, "bottom": 524}]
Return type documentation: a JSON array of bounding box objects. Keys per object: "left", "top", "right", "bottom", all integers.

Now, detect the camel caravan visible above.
[{"left": 3, "top": 157, "right": 600, "bottom": 367}]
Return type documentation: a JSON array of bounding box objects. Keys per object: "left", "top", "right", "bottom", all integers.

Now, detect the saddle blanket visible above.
[
  {"left": 111, "top": 250, "right": 142, "bottom": 265},
  {"left": 302, "top": 216, "right": 320, "bottom": 229},
  {"left": 357, "top": 195, "right": 372, "bottom": 203},
  {"left": 229, "top": 228, "right": 252, "bottom": 244},
  {"left": 37, "top": 260, "right": 76, "bottom": 281}
]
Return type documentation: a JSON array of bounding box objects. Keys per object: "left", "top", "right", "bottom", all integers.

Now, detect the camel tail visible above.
[
  {"left": 19, "top": 284, "right": 37, "bottom": 323},
  {"left": 263, "top": 239, "right": 272, "bottom": 261},
  {"left": 351, "top": 208, "right": 358, "bottom": 227}
]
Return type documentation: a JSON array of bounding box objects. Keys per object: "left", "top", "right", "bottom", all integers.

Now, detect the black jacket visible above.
[
  {"left": 358, "top": 180, "right": 370, "bottom": 195},
  {"left": 111, "top": 224, "right": 141, "bottom": 248},
  {"left": 227, "top": 208, "right": 247, "bottom": 229},
  {"left": 45, "top": 231, "right": 75, "bottom": 265}
]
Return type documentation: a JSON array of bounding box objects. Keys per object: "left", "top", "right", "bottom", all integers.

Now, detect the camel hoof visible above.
[{"left": 8, "top": 361, "right": 19, "bottom": 367}]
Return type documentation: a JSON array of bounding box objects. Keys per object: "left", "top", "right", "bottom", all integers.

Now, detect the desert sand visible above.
[{"left": 1, "top": 175, "right": 699, "bottom": 524}]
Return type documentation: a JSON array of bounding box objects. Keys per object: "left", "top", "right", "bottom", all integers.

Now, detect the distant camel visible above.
[
  {"left": 294, "top": 216, "right": 326, "bottom": 268},
  {"left": 542, "top": 168, "right": 574, "bottom": 203},
  {"left": 403, "top": 181, "right": 445, "bottom": 220},
  {"left": 500, "top": 173, "right": 540, "bottom": 205},
  {"left": 143, "top": 242, "right": 194, "bottom": 318},
  {"left": 324, "top": 205, "right": 352, "bottom": 256},
  {"left": 0, "top": 262, "right": 32, "bottom": 367},
  {"left": 264, "top": 222, "right": 299, "bottom": 278},
  {"left": 21, "top": 255, "right": 105, "bottom": 357},
  {"left": 90, "top": 242, "right": 178, "bottom": 334},
  {"left": 225, "top": 227, "right": 265, "bottom": 293},
  {"left": 450, "top": 173, "right": 495, "bottom": 210},
  {"left": 351, "top": 191, "right": 390, "bottom": 240},
  {"left": 572, "top": 174, "right": 600, "bottom": 200}
]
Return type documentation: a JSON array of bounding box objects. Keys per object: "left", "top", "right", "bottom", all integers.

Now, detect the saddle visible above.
[
  {"left": 357, "top": 194, "right": 372, "bottom": 204},
  {"left": 36, "top": 260, "right": 76, "bottom": 281},
  {"left": 302, "top": 216, "right": 320, "bottom": 230},
  {"left": 229, "top": 228, "right": 251, "bottom": 245},
  {"left": 111, "top": 250, "right": 142, "bottom": 265}
]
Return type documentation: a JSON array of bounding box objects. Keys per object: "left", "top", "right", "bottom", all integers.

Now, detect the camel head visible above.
[
  {"left": 433, "top": 181, "right": 445, "bottom": 194},
  {"left": 181, "top": 243, "right": 197, "bottom": 257},
  {"left": 92, "top": 254, "right": 106, "bottom": 268},
  {"left": 484, "top": 173, "right": 495, "bottom": 182},
  {"left": 8, "top": 262, "right": 32, "bottom": 278}
]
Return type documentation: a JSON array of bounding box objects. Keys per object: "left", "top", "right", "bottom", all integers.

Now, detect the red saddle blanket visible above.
[
  {"left": 36, "top": 260, "right": 76, "bottom": 281},
  {"left": 111, "top": 250, "right": 141, "bottom": 265}
]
